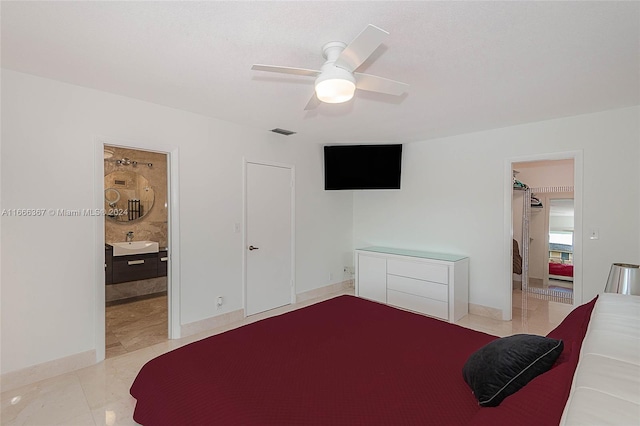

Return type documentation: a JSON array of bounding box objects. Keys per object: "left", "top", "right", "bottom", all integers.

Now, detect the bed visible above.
[
  {"left": 549, "top": 262, "right": 574, "bottom": 281},
  {"left": 561, "top": 293, "right": 640, "bottom": 425},
  {"left": 131, "top": 294, "right": 598, "bottom": 425}
]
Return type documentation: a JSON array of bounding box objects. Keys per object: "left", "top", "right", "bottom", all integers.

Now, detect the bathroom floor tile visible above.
[{"left": 105, "top": 294, "right": 168, "bottom": 359}]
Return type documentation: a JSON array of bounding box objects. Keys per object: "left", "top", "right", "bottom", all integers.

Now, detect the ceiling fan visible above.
[{"left": 251, "top": 24, "right": 409, "bottom": 110}]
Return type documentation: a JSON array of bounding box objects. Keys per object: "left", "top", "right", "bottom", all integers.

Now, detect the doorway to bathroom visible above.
[{"left": 103, "top": 145, "right": 169, "bottom": 358}]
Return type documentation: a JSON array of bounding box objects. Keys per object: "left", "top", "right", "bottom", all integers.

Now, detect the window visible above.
[{"left": 549, "top": 231, "right": 573, "bottom": 246}]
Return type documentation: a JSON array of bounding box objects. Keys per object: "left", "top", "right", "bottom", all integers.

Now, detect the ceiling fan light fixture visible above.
[
  {"left": 251, "top": 25, "right": 408, "bottom": 109},
  {"left": 315, "top": 78, "right": 356, "bottom": 103},
  {"left": 315, "top": 68, "right": 356, "bottom": 104}
]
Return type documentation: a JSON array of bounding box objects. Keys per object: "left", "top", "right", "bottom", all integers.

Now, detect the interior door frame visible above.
[
  {"left": 93, "top": 136, "right": 181, "bottom": 362},
  {"left": 503, "top": 150, "right": 583, "bottom": 321},
  {"left": 242, "top": 158, "right": 296, "bottom": 317}
]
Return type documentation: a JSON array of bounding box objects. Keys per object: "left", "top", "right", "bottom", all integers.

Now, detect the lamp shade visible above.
[
  {"left": 604, "top": 263, "right": 640, "bottom": 295},
  {"left": 314, "top": 66, "right": 356, "bottom": 104},
  {"left": 315, "top": 78, "right": 356, "bottom": 103}
]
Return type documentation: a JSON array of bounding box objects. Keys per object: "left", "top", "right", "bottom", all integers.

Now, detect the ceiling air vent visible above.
[{"left": 271, "top": 128, "right": 296, "bottom": 136}]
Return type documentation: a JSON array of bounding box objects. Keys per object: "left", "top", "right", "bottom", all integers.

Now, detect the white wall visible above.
[
  {"left": 2, "top": 69, "right": 637, "bottom": 375},
  {"left": 0, "top": 70, "right": 353, "bottom": 374},
  {"left": 353, "top": 106, "right": 640, "bottom": 316}
]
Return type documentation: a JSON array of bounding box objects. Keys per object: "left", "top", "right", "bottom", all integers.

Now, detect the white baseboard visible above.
[
  {"left": 296, "top": 279, "right": 354, "bottom": 303},
  {"left": 0, "top": 350, "right": 96, "bottom": 393},
  {"left": 181, "top": 280, "right": 354, "bottom": 338},
  {"left": 1, "top": 280, "right": 355, "bottom": 391},
  {"left": 180, "top": 308, "right": 245, "bottom": 338}
]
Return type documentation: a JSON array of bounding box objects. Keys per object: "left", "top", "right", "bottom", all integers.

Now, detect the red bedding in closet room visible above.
[{"left": 549, "top": 262, "right": 573, "bottom": 277}]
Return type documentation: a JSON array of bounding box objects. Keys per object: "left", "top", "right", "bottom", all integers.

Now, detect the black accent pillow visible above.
[{"left": 462, "top": 334, "right": 564, "bottom": 407}]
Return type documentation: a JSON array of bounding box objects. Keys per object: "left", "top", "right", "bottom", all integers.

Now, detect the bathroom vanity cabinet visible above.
[
  {"left": 158, "top": 249, "right": 168, "bottom": 277},
  {"left": 112, "top": 253, "right": 159, "bottom": 283},
  {"left": 105, "top": 246, "right": 168, "bottom": 284},
  {"left": 105, "top": 245, "right": 113, "bottom": 284}
]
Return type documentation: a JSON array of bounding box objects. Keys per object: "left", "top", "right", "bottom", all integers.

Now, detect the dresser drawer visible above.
[
  {"left": 387, "top": 289, "right": 449, "bottom": 320},
  {"left": 387, "top": 274, "right": 448, "bottom": 302},
  {"left": 387, "top": 259, "right": 448, "bottom": 284}
]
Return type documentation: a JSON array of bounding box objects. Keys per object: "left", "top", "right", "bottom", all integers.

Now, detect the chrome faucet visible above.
[{"left": 126, "top": 231, "right": 134, "bottom": 242}]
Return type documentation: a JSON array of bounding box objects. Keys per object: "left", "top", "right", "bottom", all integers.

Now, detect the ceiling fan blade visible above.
[
  {"left": 304, "top": 93, "right": 321, "bottom": 110},
  {"left": 354, "top": 72, "right": 409, "bottom": 96},
  {"left": 251, "top": 64, "right": 321, "bottom": 77},
  {"left": 334, "top": 24, "right": 388, "bottom": 72}
]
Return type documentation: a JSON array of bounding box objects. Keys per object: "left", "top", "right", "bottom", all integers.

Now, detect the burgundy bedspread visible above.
[
  {"left": 470, "top": 297, "right": 596, "bottom": 426},
  {"left": 131, "top": 295, "right": 496, "bottom": 425},
  {"left": 549, "top": 262, "right": 574, "bottom": 277},
  {"left": 131, "top": 295, "right": 596, "bottom": 425}
]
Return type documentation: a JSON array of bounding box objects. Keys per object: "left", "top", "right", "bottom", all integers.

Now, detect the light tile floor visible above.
[
  {"left": 1, "top": 289, "right": 575, "bottom": 425},
  {"left": 106, "top": 295, "right": 168, "bottom": 359},
  {"left": 458, "top": 289, "right": 574, "bottom": 337}
]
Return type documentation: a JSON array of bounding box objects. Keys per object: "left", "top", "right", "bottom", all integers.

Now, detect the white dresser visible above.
[{"left": 355, "top": 247, "right": 469, "bottom": 323}]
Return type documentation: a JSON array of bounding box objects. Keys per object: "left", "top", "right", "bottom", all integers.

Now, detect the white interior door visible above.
[{"left": 245, "top": 162, "right": 293, "bottom": 316}]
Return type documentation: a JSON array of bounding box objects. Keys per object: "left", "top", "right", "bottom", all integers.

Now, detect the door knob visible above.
[{"left": 249, "top": 245, "right": 259, "bottom": 251}]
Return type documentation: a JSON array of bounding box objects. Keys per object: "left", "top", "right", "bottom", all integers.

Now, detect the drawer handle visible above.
[
  {"left": 160, "top": 257, "right": 168, "bottom": 262},
  {"left": 128, "top": 260, "right": 145, "bottom": 265}
]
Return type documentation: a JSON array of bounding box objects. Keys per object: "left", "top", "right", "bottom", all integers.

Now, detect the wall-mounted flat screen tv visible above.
[{"left": 324, "top": 144, "right": 402, "bottom": 190}]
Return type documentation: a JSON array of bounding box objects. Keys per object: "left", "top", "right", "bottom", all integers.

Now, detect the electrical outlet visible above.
[{"left": 216, "top": 296, "right": 223, "bottom": 307}]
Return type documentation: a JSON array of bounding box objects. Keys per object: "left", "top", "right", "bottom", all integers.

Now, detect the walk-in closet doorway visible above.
[{"left": 504, "top": 152, "right": 583, "bottom": 321}]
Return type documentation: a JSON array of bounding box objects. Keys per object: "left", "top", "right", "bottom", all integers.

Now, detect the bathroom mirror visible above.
[{"left": 104, "top": 171, "right": 155, "bottom": 222}]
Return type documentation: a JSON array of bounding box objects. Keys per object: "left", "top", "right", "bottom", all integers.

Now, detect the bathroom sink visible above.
[{"left": 111, "top": 241, "right": 159, "bottom": 256}]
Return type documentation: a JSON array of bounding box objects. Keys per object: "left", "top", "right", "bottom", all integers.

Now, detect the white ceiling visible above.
[{"left": 2, "top": 1, "right": 639, "bottom": 143}]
